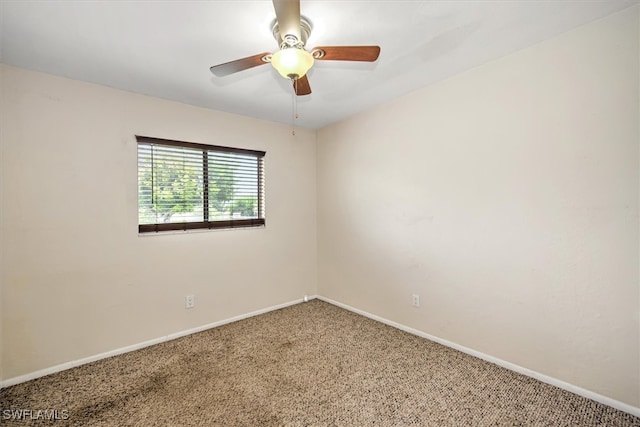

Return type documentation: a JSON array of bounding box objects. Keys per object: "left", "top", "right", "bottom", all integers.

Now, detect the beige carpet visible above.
[{"left": 1, "top": 300, "right": 638, "bottom": 426}]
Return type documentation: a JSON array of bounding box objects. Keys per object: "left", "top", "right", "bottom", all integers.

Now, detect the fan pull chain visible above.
[{"left": 291, "top": 79, "right": 298, "bottom": 136}]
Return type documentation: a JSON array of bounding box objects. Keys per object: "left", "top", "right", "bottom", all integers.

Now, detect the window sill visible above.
[{"left": 138, "top": 224, "right": 265, "bottom": 237}]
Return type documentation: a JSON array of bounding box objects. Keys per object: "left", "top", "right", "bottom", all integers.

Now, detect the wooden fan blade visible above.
[
  {"left": 272, "top": 0, "right": 301, "bottom": 42},
  {"left": 312, "top": 46, "right": 381, "bottom": 62},
  {"left": 210, "top": 52, "right": 271, "bottom": 77},
  {"left": 293, "top": 75, "right": 311, "bottom": 96}
]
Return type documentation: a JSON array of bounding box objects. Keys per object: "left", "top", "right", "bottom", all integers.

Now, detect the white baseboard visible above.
[
  {"left": 0, "top": 296, "right": 316, "bottom": 389},
  {"left": 316, "top": 295, "right": 640, "bottom": 418}
]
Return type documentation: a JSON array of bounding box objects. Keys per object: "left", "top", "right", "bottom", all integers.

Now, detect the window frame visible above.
[{"left": 136, "top": 135, "right": 265, "bottom": 233}]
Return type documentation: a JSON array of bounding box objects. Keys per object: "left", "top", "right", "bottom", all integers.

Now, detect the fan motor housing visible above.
[{"left": 271, "top": 16, "right": 312, "bottom": 47}]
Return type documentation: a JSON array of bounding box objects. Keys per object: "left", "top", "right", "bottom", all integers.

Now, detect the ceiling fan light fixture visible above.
[{"left": 270, "top": 47, "right": 314, "bottom": 80}]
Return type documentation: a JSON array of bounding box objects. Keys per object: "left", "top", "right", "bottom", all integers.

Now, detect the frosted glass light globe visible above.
[{"left": 271, "top": 48, "right": 314, "bottom": 79}]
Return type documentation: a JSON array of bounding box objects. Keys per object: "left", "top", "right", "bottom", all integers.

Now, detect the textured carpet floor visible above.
[{"left": 1, "top": 300, "right": 638, "bottom": 426}]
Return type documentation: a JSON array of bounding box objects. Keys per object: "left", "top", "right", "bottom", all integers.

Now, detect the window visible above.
[{"left": 137, "top": 136, "right": 265, "bottom": 233}]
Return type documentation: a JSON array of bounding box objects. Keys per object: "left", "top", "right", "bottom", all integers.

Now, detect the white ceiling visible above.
[{"left": 1, "top": 0, "right": 638, "bottom": 129}]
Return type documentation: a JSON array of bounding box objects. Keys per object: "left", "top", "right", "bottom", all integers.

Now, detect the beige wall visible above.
[
  {"left": 317, "top": 7, "right": 640, "bottom": 407},
  {"left": 0, "top": 64, "right": 317, "bottom": 379},
  {"left": 0, "top": 73, "right": 3, "bottom": 381}
]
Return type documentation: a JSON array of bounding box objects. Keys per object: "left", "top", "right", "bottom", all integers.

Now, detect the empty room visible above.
[{"left": 1, "top": 0, "right": 639, "bottom": 425}]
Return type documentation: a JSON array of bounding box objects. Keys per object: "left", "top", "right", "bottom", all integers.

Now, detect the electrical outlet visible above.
[
  {"left": 412, "top": 294, "right": 420, "bottom": 307},
  {"left": 185, "top": 294, "right": 195, "bottom": 309}
]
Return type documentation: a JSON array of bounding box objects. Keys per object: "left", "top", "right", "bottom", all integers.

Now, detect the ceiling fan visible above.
[{"left": 209, "top": 0, "right": 380, "bottom": 96}]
